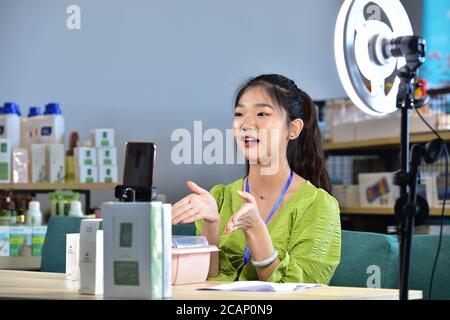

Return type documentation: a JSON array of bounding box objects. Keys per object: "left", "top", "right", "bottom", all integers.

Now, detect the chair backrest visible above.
[
  {"left": 40, "top": 216, "right": 85, "bottom": 273},
  {"left": 330, "top": 230, "right": 399, "bottom": 289},
  {"left": 172, "top": 223, "right": 196, "bottom": 236},
  {"left": 410, "top": 234, "right": 450, "bottom": 300}
]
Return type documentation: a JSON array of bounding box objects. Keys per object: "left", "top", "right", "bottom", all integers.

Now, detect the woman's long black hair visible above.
[{"left": 235, "top": 74, "right": 332, "bottom": 194}]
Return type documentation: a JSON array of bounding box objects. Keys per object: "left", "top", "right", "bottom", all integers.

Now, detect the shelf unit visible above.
[
  {"left": 340, "top": 207, "right": 450, "bottom": 216},
  {"left": 0, "top": 182, "right": 118, "bottom": 212},
  {"left": 323, "top": 130, "right": 450, "bottom": 233}
]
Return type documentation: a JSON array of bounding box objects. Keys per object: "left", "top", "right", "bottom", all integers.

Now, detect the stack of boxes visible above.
[
  {"left": 0, "top": 226, "right": 47, "bottom": 257},
  {"left": 74, "top": 129, "right": 118, "bottom": 183}
]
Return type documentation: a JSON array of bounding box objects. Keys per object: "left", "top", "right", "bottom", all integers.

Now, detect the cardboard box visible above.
[
  {"left": 0, "top": 139, "right": 11, "bottom": 183},
  {"left": 92, "top": 129, "right": 115, "bottom": 148},
  {"left": 331, "top": 122, "right": 356, "bottom": 143},
  {"left": 97, "top": 147, "right": 117, "bottom": 166},
  {"left": 74, "top": 147, "right": 97, "bottom": 166},
  {"left": 9, "top": 226, "right": 32, "bottom": 257},
  {"left": 358, "top": 172, "right": 400, "bottom": 207},
  {"left": 75, "top": 166, "right": 98, "bottom": 183},
  {"left": 79, "top": 219, "right": 103, "bottom": 295},
  {"left": 0, "top": 226, "right": 10, "bottom": 256},
  {"left": 102, "top": 202, "right": 165, "bottom": 299},
  {"left": 66, "top": 233, "right": 80, "bottom": 281},
  {"left": 47, "top": 144, "right": 65, "bottom": 183},
  {"left": 32, "top": 226, "right": 47, "bottom": 257},
  {"left": 12, "top": 148, "right": 29, "bottom": 183},
  {"left": 98, "top": 165, "right": 118, "bottom": 183},
  {"left": 354, "top": 116, "right": 400, "bottom": 141},
  {"left": 31, "top": 144, "right": 47, "bottom": 183}
]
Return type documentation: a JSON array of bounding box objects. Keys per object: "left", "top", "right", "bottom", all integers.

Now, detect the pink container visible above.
[{"left": 172, "top": 245, "right": 219, "bottom": 285}]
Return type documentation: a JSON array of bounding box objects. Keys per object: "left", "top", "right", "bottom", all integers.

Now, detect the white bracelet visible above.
[{"left": 250, "top": 248, "right": 278, "bottom": 268}]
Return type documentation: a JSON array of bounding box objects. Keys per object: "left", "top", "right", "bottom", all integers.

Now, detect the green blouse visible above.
[{"left": 195, "top": 177, "right": 341, "bottom": 284}]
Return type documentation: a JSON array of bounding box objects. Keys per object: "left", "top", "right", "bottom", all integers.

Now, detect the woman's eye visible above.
[
  {"left": 257, "top": 112, "right": 269, "bottom": 117},
  {"left": 234, "top": 112, "right": 242, "bottom": 117}
]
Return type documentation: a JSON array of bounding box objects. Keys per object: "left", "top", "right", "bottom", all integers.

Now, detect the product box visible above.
[
  {"left": 47, "top": 144, "right": 65, "bottom": 183},
  {"left": 0, "top": 226, "right": 10, "bottom": 256},
  {"left": 332, "top": 184, "right": 360, "bottom": 208},
  {"left": 98, "top": 165, "right": 118, "bottom": 183},
  {"left": 421, "top": 173, "right": 450, "bottom": 208},
  {"left": 92, "top": 129, "right": 115, "bottom": 148},
  {"left": 354, "top": 116, "right": 400, "bottom": 141},
  {"left": 79, "top": 219, "right": 103, "bottom": 295},
  {"left": 12, "top": 148, "right": 29, "bottom": 183},
  {"left": 0, "top": 139, "right": 11, "bottom": 183},
  {"left": 66, "top": 233, "right": 80, "bottom": 281},
  {"left": 32, "top": 226, "right": 47, "bottom": 257},
  {"left": 31, "top": 144, "right": 47, "bottom": 183},
  {"left": 102, "top": 201, "right": 166, "bottom": 299},
  {"left": 331, "top": 122, "right": 356, "bottom": 143},
  {"left": 358, "top": 172, "right": 400, "bottom": 207},
  {"left": 97, "top": 147, "right": 117, "bottom": 166},
  {"left": 74, "top": 147, "right": 97, "bottom": 166},
  {"left": 75, "top": 166, "right": 98, "bottom": 183},
  {"left": 162, "top": 203, "right": 172, "bottom": 299},
  {"left": 9, "top": 226, "right": 32, "bottom": 257}
]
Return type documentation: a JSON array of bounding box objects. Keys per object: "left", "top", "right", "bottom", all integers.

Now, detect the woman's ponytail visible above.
[{"left": 287, "top": 89, "right": 331, "bottom": 194}]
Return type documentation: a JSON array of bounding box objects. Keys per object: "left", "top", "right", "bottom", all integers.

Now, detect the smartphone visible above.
[{"left": 123, "top": 142, "right": 156, "bottom": 188}]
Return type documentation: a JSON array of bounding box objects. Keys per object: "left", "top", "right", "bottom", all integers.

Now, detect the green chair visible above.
[
  {"left": 409, "top": 234, "right": 450, "bottom": 300},
  {"left": 172, "top": 223, "right": 196, "bottom": 236},
  {"left": 330, "top": 230, "right": 399, "bottom": 289},
  {"left": 40, "top": 216, "right": 85, "bottom": 273}
]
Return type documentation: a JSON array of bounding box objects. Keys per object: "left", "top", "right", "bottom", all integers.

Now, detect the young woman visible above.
[{"left": 172, "top": 74, "right": 341, "bottom": 283}]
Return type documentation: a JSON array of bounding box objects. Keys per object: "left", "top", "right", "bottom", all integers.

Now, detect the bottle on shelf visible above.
[
  {"left": 34, "top": 103, "right": 65, "bottom": 145},
  {"left": 0, "top": 102, "right": 21, "bottom": 148},
  {"left": 0, "top": 191, "right": 17, "bottom": 226},
  {"left": 68, "top": 200, "right": 83, "bottom": 217},
  {"left": 20, "top": 106, "right": 42, "bottom": 149},
  {"left": 26, "top": 201, "right": 42, "bottom": 226}
]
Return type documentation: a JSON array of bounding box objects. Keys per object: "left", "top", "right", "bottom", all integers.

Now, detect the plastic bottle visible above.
[
  {"left": 26, "top": 201, "right": 42, "bottom": 226},
  {"left": 33, "top": 103, "right": 65, "bottom": 145},
  {"left": 20, "top": 106, "right": 41, "bottom": 149},
  {"left": 0, "top": 102, "right": 21, "bottom": 148},
  {"left": 68, "top": 200, "right": 83, "bottom": 217}
]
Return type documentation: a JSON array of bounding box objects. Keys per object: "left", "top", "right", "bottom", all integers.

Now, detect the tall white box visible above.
[
  {"left": 47, "top": 144, "right": 65, "bottom": 183},
  {"left": 0, "top": 139, "right": 11, "bottom": 183},
  {"left": 92, "top": 129, "right": 114, "bottom": 148},
  {"left": 31, "top": 144, "right": 47, "bottom": 183},
  {"left": 79, "top": 219, "right": 103, "bottom": 295},
  {"left": 98, "top": 165, "right": 118, "bottom": 183},
  {"left": 97, "top": 147, "right": 117, "bottom": 166},
  {"left": 75, "top": 166, "right": 98, "bottom": 183},
  {"left": 74, "top": 147, "right": 97, "bottom": 166},
  {"left": 102, "top": 201, "right": 165, "bottom": 299},
  {"left": 66, "top": 233, "right": 80, "bottom": 281}
]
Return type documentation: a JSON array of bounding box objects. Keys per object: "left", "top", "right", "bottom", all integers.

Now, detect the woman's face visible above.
[{"left": 233, "top": 86, "right": 290, "bottom": 165}]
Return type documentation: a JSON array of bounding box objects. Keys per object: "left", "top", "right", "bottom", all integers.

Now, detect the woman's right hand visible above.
[{"left": 172, "top": 180, "right": 220, "bottom": 225}]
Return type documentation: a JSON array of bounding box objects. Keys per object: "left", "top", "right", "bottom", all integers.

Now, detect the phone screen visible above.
[{"left": 123, "top": 142, "right": 156, "bottom": 188}]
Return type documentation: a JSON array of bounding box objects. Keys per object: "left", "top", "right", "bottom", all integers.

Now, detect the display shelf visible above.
[
  {"left": 0, "top": 182, "right": 118, "bottom": 191},
  {"left": 341, "top": 206, "right": 450, "bottom": 217},
  {"left": 0, "top": 256, "right": 41, "bottom": 271},
  {"left": 324, "top": 130, "right": 450, "bottom": 155}
]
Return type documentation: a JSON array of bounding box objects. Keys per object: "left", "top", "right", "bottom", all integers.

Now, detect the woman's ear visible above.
[{"left": 288, "top": 118, "right": 304, "bottom": 140}]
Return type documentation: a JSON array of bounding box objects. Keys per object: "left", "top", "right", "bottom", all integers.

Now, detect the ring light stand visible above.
[{"left": 334, "top": 0, "right": 444, "bottom": 300}]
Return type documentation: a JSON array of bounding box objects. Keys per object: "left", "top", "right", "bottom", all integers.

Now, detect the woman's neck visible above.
[{"left": 247, "top": 158, "right": 292, "bottom": 191}]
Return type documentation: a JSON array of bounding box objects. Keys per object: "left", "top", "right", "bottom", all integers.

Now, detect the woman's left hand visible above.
[{"left": 224, "top": 190, "right": 265, "bottom": 234}]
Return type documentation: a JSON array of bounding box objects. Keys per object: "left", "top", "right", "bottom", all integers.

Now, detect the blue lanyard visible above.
[{"left": 243, "top": 169, "right": 293, "bottom": 265}]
